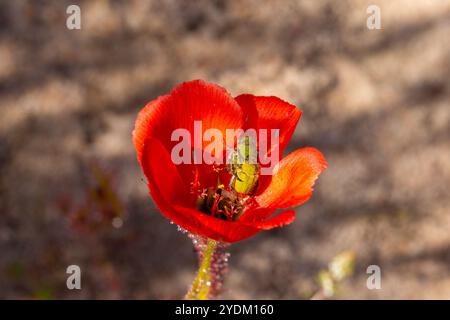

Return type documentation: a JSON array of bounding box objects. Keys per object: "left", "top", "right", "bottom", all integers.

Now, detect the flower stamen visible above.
[{"left": 196, "top": 183, "right": 247, "bottom": 221}]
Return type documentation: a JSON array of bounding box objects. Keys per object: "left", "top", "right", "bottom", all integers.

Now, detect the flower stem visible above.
[
  {"left": 186, "top": 238, "right": 216, "bottom": 300},
  {"left": 185, "top": 237, "right": 229, "bottom": 300}
]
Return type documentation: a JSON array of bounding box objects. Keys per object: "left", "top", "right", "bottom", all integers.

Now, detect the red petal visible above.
[
  {"left": 133, "top": 95, "right": 169, "bottom": 165},
  {"left": 244, "top": 210, "right": 296, "bottom": 230},
  {"left": 255, "top": 147, "right": 327, "bottom": 209},
  {"left": 141, "top": 138, "right": 193, "bottom": 206},
  {"left": 172, "top": 206, "right": 262, "bottom": 243},
  {"left": 235, "top": 94, "right": 302, "bottom": 156},
  {"left": 133, "top": 80, "right": 244, "bottom": 188}
]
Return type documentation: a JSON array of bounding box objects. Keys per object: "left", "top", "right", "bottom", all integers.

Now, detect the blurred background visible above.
[{"left": 1, "top": 0, "right": 450, "bottom": 299}]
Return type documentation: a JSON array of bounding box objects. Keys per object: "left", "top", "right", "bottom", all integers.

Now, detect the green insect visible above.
[{"left": 226, "top": 136, "right": 260, "bottom": 195}]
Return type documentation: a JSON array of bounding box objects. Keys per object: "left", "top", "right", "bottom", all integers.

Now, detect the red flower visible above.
[{"left": 133, "top": 80, "right": 326, "bottom": 242}]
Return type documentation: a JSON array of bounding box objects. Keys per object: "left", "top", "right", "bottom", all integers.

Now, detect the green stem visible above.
[{"left": 185, "top": 238, "right": 217, "bottom": 300}]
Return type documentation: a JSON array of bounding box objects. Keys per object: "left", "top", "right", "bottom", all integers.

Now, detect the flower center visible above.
[{"left": 196, "top": 185, "right": 248, "bottom": 221}]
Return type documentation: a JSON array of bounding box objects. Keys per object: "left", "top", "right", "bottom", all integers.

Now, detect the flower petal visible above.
[
  {"left": 255, "top": 147, "right": 327, "bottom": 209},
  {"left": 133, "top": 80, "right": 244, "bottom": 188},
  {"left": 133, "top": 95, "right": 169, "bottom": 165},
  {"left": 173, "top": 206, "right": 262, "bottom": 243},
  {"left": 244, "top": 210, "right": 296, "bottom": 230},
  {"left": 141, "top": 138, "right": 193, "bottom": 206},
  {"left": 235, "top": 94, "right": 302, "bottom": 156}
]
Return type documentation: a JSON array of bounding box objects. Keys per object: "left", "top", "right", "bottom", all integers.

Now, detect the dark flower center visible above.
[{"left": 196, "top": 185, "right": 247, "bottom": 221}]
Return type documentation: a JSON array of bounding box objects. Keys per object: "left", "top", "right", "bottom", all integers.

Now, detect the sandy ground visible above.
[{"left": 0, "top": 0, "right": 450, "bottom": 299}]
